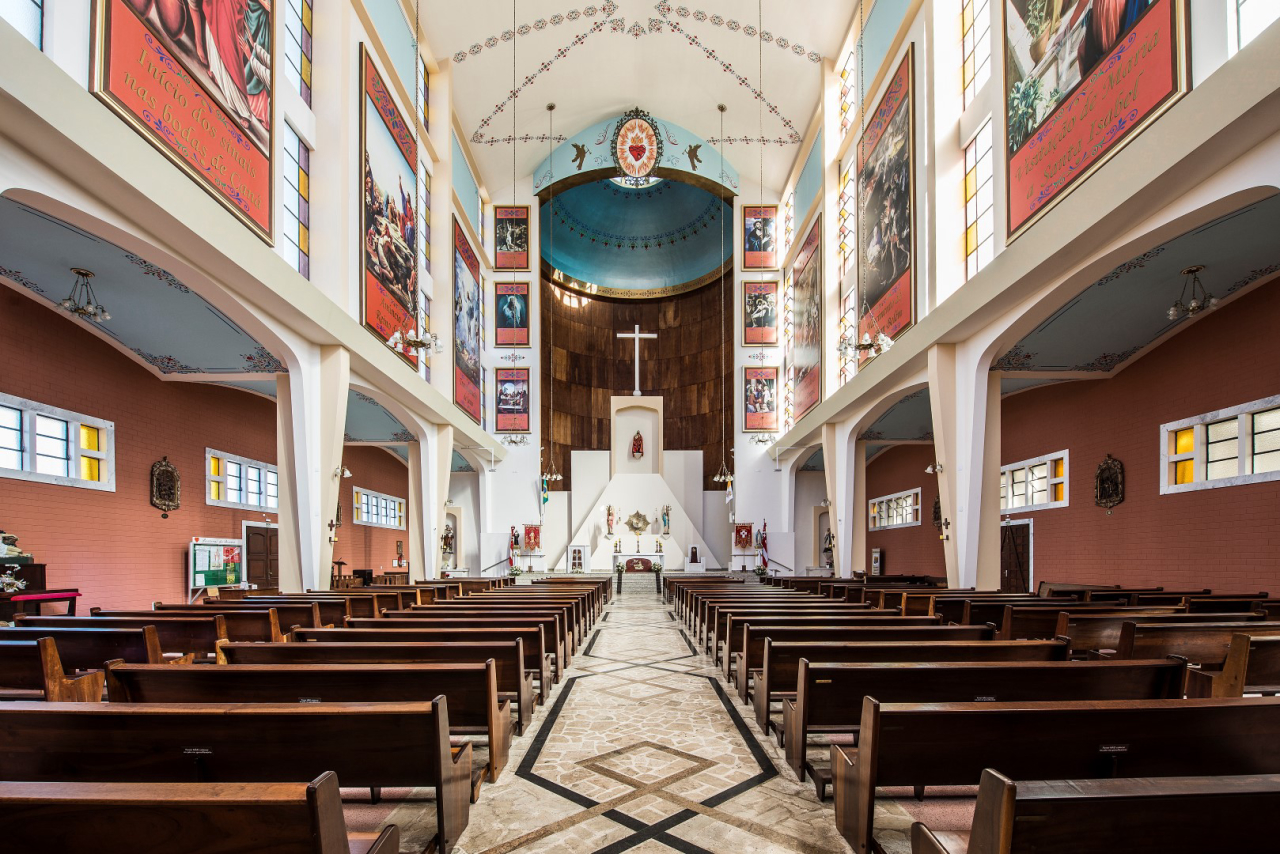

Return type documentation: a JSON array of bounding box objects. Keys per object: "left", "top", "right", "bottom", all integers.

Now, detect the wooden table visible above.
[{"left": 0, "top": 589, "right": 81, "bottom": 621}]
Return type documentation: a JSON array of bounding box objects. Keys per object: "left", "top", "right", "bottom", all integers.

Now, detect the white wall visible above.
[
  {"left": 446, "top": 472, "right": 480, "bottom": 573},
  {"left": 612, "top": 405, "right": 661, "bottom": 475},
  {"left": 663, "top": 450, "right": 704, "bottom": 531},
  {"left": 793, "top": 471, "right": 829, "bottom": 569}
]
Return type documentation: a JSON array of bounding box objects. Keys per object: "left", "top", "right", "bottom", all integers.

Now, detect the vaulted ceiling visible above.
[{"left": 427, "top": 1, "right": 856, "bottom": 193}]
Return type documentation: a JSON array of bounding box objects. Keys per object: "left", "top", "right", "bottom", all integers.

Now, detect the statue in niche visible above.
[
  {"left": 1095, "top": 455, "right": 1125, "bottom": 509},
  {"left": 661, "top": 505, "right": 671, "bottom": 536},
  {"left": 605, "top": 505, "right": 616, "bottom": 538},
  {"left": 441, "top": 525, "right": 455, "bottom": 555},
  {"left": 823, "top": 529, "right": 835, "bottom": 567},
  {"left": 150, "top": 457, "right": 181, "bottom": 515},
  {"left": 689, "top": 546, "right": 699, "bottom": 563},
  {"left": 631, "top": 431, "right": 644, "bottom": 460}
]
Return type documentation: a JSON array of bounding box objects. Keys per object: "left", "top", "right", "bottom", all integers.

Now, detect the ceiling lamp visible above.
[
  {"left": 60, "top": 268, "right": 111, "bottom": 322},
  {"left": 1167, "top": 265, "right": 1218, "bottom": 320},
  {"left": 714, "top": 102, "right": 733, "bottom": 488},
  {"left": 541, "top": 102, "right": 564, "bottom": 485}
]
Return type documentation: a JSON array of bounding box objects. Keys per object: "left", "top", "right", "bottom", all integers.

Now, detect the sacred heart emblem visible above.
[
  {"left": 628, "top": 144, "right": 647, "bottom": 162},
  {"left": 613, "top": 110, "right": 663, "bottom": 179}
]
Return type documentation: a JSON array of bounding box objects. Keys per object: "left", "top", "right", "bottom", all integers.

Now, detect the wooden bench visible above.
[
  {"left": 403, "top": 607, "right": 570, "bottom": 672},
  {"left": 722, "top": 616, "right": 941, "bottom": 681},
  {"left": 702, "top": 603, "right": 877, "bottom": 653},
  {"left": 999, "top": 605, "right": 1185, "bottom": 640},
  {"left": 1132, "top": 591, "right": 1268, "bottom": 608},
  {"left": 370, "top": 614, "right": 568, "bottom": 681},
  {"left": 533, "top": 576, "right": 613, "bottom": 605},
  {"left": 689, "top": 592, "right": 810, "bottom": 635},
  {"left": 16, "top": 615, "right": 228, "bottom": 662},
  {"left": 242, "top": 596, "right": 350, "bottom": 626},
  {"left": 304, "top": 590, "right": 404, "bottom": 614},
  {"left": 93, "top": 607, "right": 283, "bottom": 643},
  {"left": 293, "top": 626, "right": 554, "bottom": 701},
  {"left": 0, "top": 772, "right": 400, "bottom": 854},
  {"left": 0, "top": 638, "right": 104, "bottom": 701},
  {"left": 1186, "top": 634, "right": 1280, "bottom": 698},
  {"left": 192, "top": 599, "right": 329, "bottom": 629},
  {"left": 442, "top": 595, "right": 591, "bottom": 641},
  {"left": 931, "top": 596, "right": 1077, "bottom": 626},
  {"left": 832, "top": 696, "right": 1280, "bottom": 854},
  {"left": 910, "top": 768, "right": 1280, "bottom": 854},
  {"left": 790, "top": 657, "right": 1186, "bottom": 798},
  {"left": 0, "top": 698, "right": 471, "bottom": 851},
  {"left": 106, "top": 659, "right": 511, "bottom": 800},
  {"left": 0, "top": 625, "right": 165, "bottom": 669},
  {"left": 962, "top": 600, "right": 1147, "bottom": 628},
  {"left": 1056, "top": 611, "right": 1269, "bottom": 656},
  {"left": 223, "top": 639, "right": 536, "bottom": 734},
  {"left": 1113, "top": 620, "right": 1280, "bottom": 665}
]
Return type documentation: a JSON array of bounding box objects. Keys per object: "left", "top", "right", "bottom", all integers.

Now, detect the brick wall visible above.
[
  {"left": 865, "top": 444, "right": 945, "bottom": 575},
  {"left": 333, "top": 444, "right": 410, "bottom": 575},
  {"left": 1001, "top": 281, "right": 1280, "bottom": 592}
]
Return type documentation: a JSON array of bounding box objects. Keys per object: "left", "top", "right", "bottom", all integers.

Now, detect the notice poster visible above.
[
  {"left": 494, "top": 205, "right": 531, "bottom": 270},
  {"left": 743, "top": 280, "right": 779, "bottom": 346},
  {"left": 453, "top": 217, "right": 482, "bottom": 424},
  {"left": 742, "top": 205, "right": 779, "bottom": 270},
  {"left": 360, "top": 46, "right": 418, "bottom": 367},
  {"left": 1004, "top": 0, "right": 1187, "bottom": 238},
  {"left": 743, "top": 367, "right": 779, "bottom": 432},
  {"left": 857, "top": 49, "right": 915, "bottom": 363},
  {"left": 495, "top": 367, "right": 530, "bottom": 432},
  {"left": 789, "top": 216, "right": 823, "bottom": 422},
  {"left": 494, "top": 281, "right": 530, "bottom": 347},
  {"left": 92, "top": 0, "right": 274, "bottom": 241}
]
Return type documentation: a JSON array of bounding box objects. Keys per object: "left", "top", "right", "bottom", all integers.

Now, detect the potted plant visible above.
[
  {"left": 753, "top": 565, "right": 768, "bottom": 579},
  {"left": 508, "top": 565, "right": 524, "bottom": 577},
  {"left": 652, "top": 562, "right": 663, "bottom": 574},
  {"left": 1025, "top": 0, "right": 1051, "bottom": 65},
  {"left": 1008, "top": 76, "right": 1045, "bottom": 152}
]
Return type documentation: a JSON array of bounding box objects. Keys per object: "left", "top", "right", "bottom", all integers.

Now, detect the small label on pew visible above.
[
  {"left": 183, "top": 748, "right": 213, "bottom": 755},
  {"left": 974, "top": 695, "right": 996, "bottom": 702},
  {"left": 815, "top": 680, "right": 833, "bottom": 684},
  {"left": 298, "top": 697, "right": 322, "bottom": 703},
  {"left": 1098, "top": 744, "right": 1129, "bottom": 753}
]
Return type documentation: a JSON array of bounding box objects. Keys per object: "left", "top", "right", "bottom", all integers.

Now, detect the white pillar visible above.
[
  {"left": 423, "top": 424, "right": 454, "bottom": 578},
  {"left": 850, "top": 438, "right": 869, "bottom": 577},
  {"left": 821, "top": 420, "right": 856, "bottom": 578},
  {"left": 406, "top": 438, "right": 430, "bottom": 582}
]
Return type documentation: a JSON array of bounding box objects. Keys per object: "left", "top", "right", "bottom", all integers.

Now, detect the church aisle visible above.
[{"left": 433, "top": 586, "right": 854, "bottom": 853}]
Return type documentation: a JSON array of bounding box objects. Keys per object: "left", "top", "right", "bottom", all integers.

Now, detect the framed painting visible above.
[
  {"left": 453, "top": 217, "right": 482, "bottom": 423},
  {"left": 1004, "top": 0, "right": 1188, "bottom": 238},
  {"left": 857, "top": 47, "right": 915, "bottom": 365},
  {"left": 495, "top": 367, "right": 530, "bottom": 433},
  {"left": 523, "top": 524, "right": 542, "bottom": 552},
  {"left": 91, "top": 0, "right": 274, "bottom": 242},
  {"left": 494, "top": 205, "right": 531, "bottom": 271},
  {"left": 743, "top": 367, "right": 779, "bottom": 432},
  {"left": 494, "top": 281, "right": 530, "bottom": 347},
  {"left": 742, "top": 204, "right": 779, "bottom": 270},
  {"left": 790, "top": 215, "right": 822, "bottom": 422},
  {"left": 743, "top": 279, "right": 779, "bottom": 346}
]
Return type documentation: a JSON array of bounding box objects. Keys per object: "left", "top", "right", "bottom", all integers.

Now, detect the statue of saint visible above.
[
  {"left": 631, "top": 430, "right": 644, "bottom": 459},
  {"left": 441, "top": 525, "right": 455, "bottom": 554},
  {"left": 661, "top": 505, "right": 671, "bottom": 536},
  {"left": 690, "top": 546, "right": 699, "bottom": 563},
  {"left": 606, "top": 505, "right": 616, "bottom": 537}
]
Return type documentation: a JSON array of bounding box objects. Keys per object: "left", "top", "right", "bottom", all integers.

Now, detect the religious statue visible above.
[
  {"left": 631, "top": 430, "right": 644, "bottom": 459},
  {"left": 606, "top": 505, "right": 616, "bottom": 538},
  {"left": 822, "top": 528, "right": 835, "bottom": 568},
  {"left": 1095, "top": 455, "right": 1125, "bottom": 509},
  {"left": 1, "top": 530, "right": 27, "bottom": 560},
  {"left": 689, "top": 546, "right": 699, "bottom": 563},
  {"left": 661, "top": 505, "right": 671, "bottom": 536},
  {"left": 441, "top": 525, "right": 455, "bottom": 554}
]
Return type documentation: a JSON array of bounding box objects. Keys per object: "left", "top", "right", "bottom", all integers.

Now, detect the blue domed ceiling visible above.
[{"left": 540, "top": 178, "right": 733, "bottom": 298}]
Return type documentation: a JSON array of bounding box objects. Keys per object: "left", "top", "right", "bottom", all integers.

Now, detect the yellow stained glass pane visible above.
[
  {"left": 210, "top": 456, "right": 222, "bottom": 476},
  {"left": 302, "top": 0, "right": 312, "bottom": 31},
  {"left": 1175, "top": 428, "right": 1194, "bottom": 455},
  {"left": 211, "top": 481, "right": 223, "bottom": 500},
  {"left": 1175, "top": 459, "right": 1195, "bottom": 485},
  {"left": 1054, "top": 458, "right": 1064, "bottom": 478},
  {"left": 963, "top": 55, "right": 974, "bottom": 86},
  {"left": 962, "top": 0, "right": 973, "bottom": 32},
  {"left": 298, "top": 223, "right": 309, "bottom": 254},
  {"left": 1053, "top": 482, "right": 1064, "bottom": 502},
  {"left": 80, "top": 456, "right": 100, "bottom": 482},
  {"left": 301, "top": 55, "right": 312, "bottom": 85},
  {"left": 80, "top": 425, "right": 100, "bottom": 452},
  {"left": 965, "top": 167, "right": 977, "bottom": 201},
  {"left": 966, "top": 223, "right": 978, "bottom": 254},
  {"left": 298, "top": 170, "right": 309, "bottom": 200}
]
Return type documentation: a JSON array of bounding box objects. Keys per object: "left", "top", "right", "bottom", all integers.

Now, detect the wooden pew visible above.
[
  {"left": 223, "top": 639, "right": 536, "bottom": 733},
  {"left": 293, "top": 626, "right": 554, "bottom": 701},
  {"left": 0, "top": 625, "right": 165, "bottom": 669},
  {"left": 689, "top": 592, "right": 809, "bottom": 634},
  {"left": 704, "top": 604, "right": 881, "bottom": 656},
  {"left": 105, "top": 660, "right": 511, "bottom": 799},
  {"left": 304, "top": 590, "right": 404, "bottom": 614},
  {"left": 16, "top": 615, "right": 227, "bottom": 662},
  {"left": 0, "top": 698, "right": 469, "bottom": 851},
  {"left": 498, "top": 584, "right": 605, "bottom": 617},
  {"left": 722, "top": 616, "right": 942, "bottom": 681},
  {"left": 1186, "top": 634, "right": 1280, "bottom": 698},
  {"left": 909, "top": 768, "right": 1280, "bottom": 854},
  {"left": 999, "top": 605, "right": 1184, "bottom": 640},
  {"left": 405, "top": 606, "right": 571, "bottom": 667},
  {"left": 0, "top": 772, "right": 400, "bottom": 854},
  {"left": 241, "top": 596, "right": 349, "bottom": 627},
  {"left": 756, "top": 637, "right": 1067, "bottom": 739},
  {"left": 444, "top": 595, "right": 592, "bottom": 640},
  {"left": 376, "top": 613, "right": 569, "bottom": 680},
  {"left": 413, "top": 581, "right": 464, "bottom": 600},
  {"left": 931, "top": 596, "right": 1075, "bottom": 626},
  {"left": 0, "top": 638, "right": 104, "bottom": 701},
  {"left": 1113, "top": 620, "right": 1280, "bottom": 664},
  {"left": 681, "top": 587, "right": 800, "bottom": 625},
  {"left": 1056, "top": 611, "right": 1269, "bottom": 657},
  {"left": 189, "top": 599, "right": 328, "bottom": 629},
  {"left": 247, "top": 592, "right": 383, "bottom": 619},
  {"left": 961, "top": 599, "right": 1138, "bottom": 628},
  {"left": 1185, "top": 596, "right": 1272, "bottom": 613},
  {"left": 1132, "top": 591, "right": 1268, "bottom": 607},
  {"left": 93, "top": 607, "right": 283, "bottom": 643},
  {"left": 832, "top": 696, "right": 1280, "bottom": 854},
  {"left": 533, "top": 576, "right": 613, "bottom": 605},
  {"left": 791, "top": 657, "right": 1186, "bottom": 798}
]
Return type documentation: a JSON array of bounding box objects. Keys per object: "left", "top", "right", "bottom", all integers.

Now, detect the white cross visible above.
[{"left": 616, "top": 324, "right": 657, "bottom": 397}]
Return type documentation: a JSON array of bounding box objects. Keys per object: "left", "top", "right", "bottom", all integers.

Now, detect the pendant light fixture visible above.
[
  {"left": 60, "top": 268, "right": 111, "bottom": 322},
  {"left": 1166, "top": 265, "right": 1218, "bottom": 320},
  {"left": 541, "top": 102, "right": 563, "bottom": 483},
  {"left": 712, "top": 103, "right": 734, "bottom": 485}
]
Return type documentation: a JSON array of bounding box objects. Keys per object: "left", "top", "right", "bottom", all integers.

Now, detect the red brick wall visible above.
[
  {"left": 0, "top": 289, "right": 278, "bottom": 610},
  {"left": 333, "top": 445, "right": 409, "bottom": 574},
  {"left": 865, "top": 444, "right": 945, "bottom": 575},
  {"left": 1001, "top": 281, "right": 1280, "bottom": 592}
]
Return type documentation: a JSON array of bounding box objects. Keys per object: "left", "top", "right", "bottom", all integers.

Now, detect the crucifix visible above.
[{"left": 616, "top": 324, "right": 657, "bottom": 396}]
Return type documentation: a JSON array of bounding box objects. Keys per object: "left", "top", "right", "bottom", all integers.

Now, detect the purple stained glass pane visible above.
[
  {"left": 299, "top": 253, "right": 310, "bottom": 279},
  {"left": 298, "top": 144, "right": 309, "bottom": 172},
  {"left": 298, "top": 197, "right": 309, "bottom": 226}
]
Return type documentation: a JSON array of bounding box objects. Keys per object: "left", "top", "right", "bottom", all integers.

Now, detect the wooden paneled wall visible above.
[{"left": 540, "top": 279, "right": 733, "bottom": 491}]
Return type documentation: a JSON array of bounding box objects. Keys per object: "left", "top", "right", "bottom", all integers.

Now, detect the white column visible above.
[
  {"left": 821, "top": 420, "right": 856, "bottom": 577},
  {"left": 275, "top": 345, "right": 350, "bottom": 592},
  {"left": 406, "top": 439, "right": 430, "bottom": 582},
  {"left": 423, "top": 424, "right": 454, "bottom": 579},
  {"left": 850, "top": 439, "right": 869, "bottom": 577}
]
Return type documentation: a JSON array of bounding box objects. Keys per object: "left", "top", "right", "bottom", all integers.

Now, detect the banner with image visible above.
[
  {"left": 743, "top": 367, "right": 779, "bottom": 432},
  {"left": 494, "top": 281, "right": 530, "bottom": 347},
  {"left": 453, "top": 218, "right": 482, "bottom": 424},
  {"left": 743, "top": 280, "right": 779, "bottom": 346},
  {"left": 495, "top": 367, "right": 530, "bottom": 433},
  {"left": 494, "top": 205, "right": 530, "bottom": 271},
  {"left": 789, "top": 216, "right": 823, "bottom": 422}
]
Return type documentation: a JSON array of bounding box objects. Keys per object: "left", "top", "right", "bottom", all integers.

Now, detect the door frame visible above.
[
  {"left": 1000, "top": 517, "right": 1033, "bottom": 592},
  {"left": 240, "top": 520, "right": 280, "bottom": 587}
]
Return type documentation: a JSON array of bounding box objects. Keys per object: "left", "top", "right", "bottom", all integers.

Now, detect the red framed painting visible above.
[
  {"left": 743, "top": 367, "right": 779, "bottom": 432},
  {"left": 495, "top": 367, "right": 530, "bottom": 433},
  {"left": 494, "top": 281, "right": 530, "bottom": 347},
  {"left": 742, "top": 205, "right": 779, "bottom": 270},
  {"left": 744, "top": 280, "right": 779, "bottom": 346},
  {"left": 494, "top": 205, "right": 530, "bottom": 271}
]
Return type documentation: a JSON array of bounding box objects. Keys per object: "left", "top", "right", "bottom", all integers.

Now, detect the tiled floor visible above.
[{"left": 349, "top": 586, "right": 960, "bottom": 852}]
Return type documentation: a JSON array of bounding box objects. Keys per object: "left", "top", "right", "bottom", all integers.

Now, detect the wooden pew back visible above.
[
  {"left": 194, "top": 600, "right": 327, "bottom": 629},
  {"left": 1115, "top": 621, "right": 1280, "bottom": 664},
  {"left": 94, "top": 607, "right": 282, "bottom": 644},
  {"left": 0, "top": 638, "right": 104, "bottom": 701},
  {"left": 1186, "top": 634, "right": 1280, "bottom": 698},
  {"left": 15, "top": 615, "right": 227, "bottom": 659},
  {"left": 1000, "top": 605, "right": 1183, "bottom": 640},
  {"left": 0, "top": 625, "right": 163, "bottom": 669},
  {"left": 1056, "top": 611, "right": 1269, "bottom": 655}
]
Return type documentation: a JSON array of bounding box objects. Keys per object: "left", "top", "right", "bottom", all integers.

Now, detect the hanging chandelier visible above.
[
  {"left": 712, "top": 102, "right": 733, "bottom": 486},
  {"left": 1167, "top": 265, "right": 1218, "bottom": 320},
  {"left": 60, "top": 268, "right": 111, "bottom": 322},
  {"left": 541, "top": 102, "right": 564, "bottom": 484}
]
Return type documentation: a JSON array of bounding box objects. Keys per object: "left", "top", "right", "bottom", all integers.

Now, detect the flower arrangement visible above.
[
  {"left": 752, "top": 565, "right": 768, "bottom": 578},
  {"left": 0, "top": 570, "right": 26, "bottom": 593},
  {"left": 652, "top": 562, "right": 663, "bottom": 574},
  {"left": 508, "top": 565, "right": 524, "bottom": 577}
]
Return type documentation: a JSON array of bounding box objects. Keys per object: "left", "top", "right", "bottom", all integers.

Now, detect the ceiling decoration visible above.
[
  {"left": 452, "top": 451, "right": 477, "bottom": 471},
  {"left": 215, "top": 382, "right": 416, "bottom": 447},
  {"left": 800, "top": 448, "right": 824, "bottom": 471},
  {"left": 994, "top": 194, "right": 1280, "bottom": 374},
  {"left": 0, "top": 198, "right": 284, "bottom": 376},
  {"left": 858, "top": 389, "right": 933, "bottom": 442},
  {"left": 659, "top": 3, "right": 824, "bottom": 65}
]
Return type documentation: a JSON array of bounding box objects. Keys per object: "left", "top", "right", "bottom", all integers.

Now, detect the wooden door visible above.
[
  {"left": 245, "top": 525, "right": 279, "bottom": 588},
  {"left": 1000, "top": 523, "right": 1031, "bottom": 594}
]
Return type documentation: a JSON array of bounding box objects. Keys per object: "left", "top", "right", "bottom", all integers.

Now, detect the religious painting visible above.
[
  {"left": 495, "top": 367, "right": 530, "bottom": 433},
  {"left": 494, "top": 205, "right": 530, "bottom": 271},
  {"left": 361, "top": 46, "right": 418, "bottom": 368},
  {"left": 743, "top": 367, "right": 779, "bottom": 433},
  {"left": 612, "top": 108, "right": 663, "bottom": 180},
  {"left": 790, "top": 216, "right": 823, "bottom": 422},
  {"left": 91, "top": 0, "right": 274, "bottom": 241},
  {"left": 733, "top": 523, "right": 754, "bottom": 552},
  {"left": 494, "top": 281, "right": 530, "bottom": 347},
  {"left": 1004, "top": 0, "right": 1188, "bottom": 238},
  {"left": 453, "top": 217, "right": 482, "bottom": 424},
  {"left": 857, "top": 49, "right": 915, "bottom": 363},
  {"left": 742, "top": 205, "right": 779, "bottom": 270},
  {"left": 523, "top": 524, "right": 542, "bottom": 552},
  {"left": 743, "top": 280, "right": 779, "bottom": 346}
]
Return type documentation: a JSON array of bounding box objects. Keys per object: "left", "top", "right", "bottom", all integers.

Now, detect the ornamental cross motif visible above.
[{"left": 616, "top": 324, "right": 657, "bottom": 396}]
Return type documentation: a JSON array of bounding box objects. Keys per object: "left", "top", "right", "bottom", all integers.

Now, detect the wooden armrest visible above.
[
  {"left": 1184, "top": 667, "right": 1218, "bottom": 698},
  {"left": 1087, "top": 649, "right": 1115, "bottom": 660},
  {"left": 349, "top": 825, "right": 400, "bottom": 854},
  {"left": 911, "top": 823, "right": 967, "bottom": 854}
]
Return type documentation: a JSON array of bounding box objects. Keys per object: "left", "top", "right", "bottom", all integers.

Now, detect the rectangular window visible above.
[
  {"left": 839, "top": 49, "right": 857, "bottom": 139},
  {"left": 1161, "top": 396, "right": 1280, "bottom": 493},
  {"left": 1238, "top": 0, "right": 1280, "bottom": 50},
  {"left": 961, "top": 0, "right": 991, "bottom": 107},
  {"left": 353, "top": 486, "right": 406, "bottom": 530},
  {"left": 284, "top": 0, "right": 313, "bottom": 105},
  {"left": 206, "top": 449, "right": 279, "bottom": 511},
  {"left": 419, "top": 161, "right": 432, "bottom": 275},
  {"left": 838, "top": 159, "right": 856, "bottom": 281},
  {"left": 1, "top": 0, "right": 42, "bottom": 49},
  {"left": 0, "top": 393, "right": 115, "bottom": 490},
  {"left": 1000, "top": 451, "right": 1068, "bottom": 511},
  {"left": 964, "top": 119, "right": 995, "bottom": 279},
  {"left": 868, "top": 488, "right": 922, "bottom": 531},
  {"left": 281, "top": 122, "right": 311, "bottom": 279},
  {"left": 420, "top": 56, "right": 430, "bottom": 131}
]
